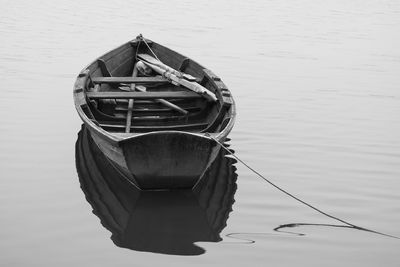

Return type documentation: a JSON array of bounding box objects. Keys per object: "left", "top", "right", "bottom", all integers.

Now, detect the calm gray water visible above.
[{"left": 1, "top": 0, "right": 400, "bottom": 266}]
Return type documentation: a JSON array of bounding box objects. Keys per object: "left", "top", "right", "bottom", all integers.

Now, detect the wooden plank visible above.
[
  {"left": 136, "top": 54, "right": 217, "bottom": 101},
  {"left": 152, "top": 99, "right": 188, "bottom": 114},
  {"left": 104, "top": 47, "right": 135, "bottom": 76},
  {"left": 126, "top": 63, "right": 138, "bottom": 133},
  {"left": 91, "top": 76, "right": 168, "bottom": 84},
  {"left": 99, "top": 122, "right": 208, "bottom": 131},
  {"left": 151, "top": 43, "right": 182, "bottom": 70},
  {"left": 86, "top": 91, "right": 202, "bottom": 99},
  {"left": 116, "top": 99, "right": 189, "bottom": 105},
  {"left": 115, "top": 106, "right": 200, "bottom": 113},
  {"left": 97, "top": 59, "right": 112, "bottom": 77},
  {"left": 100, "top": 42, "right": 132, "bottom": 63},
  {"left": 202, "top": 68, "right": 221, "bottom": 81},
  {"left": 111, "top": 55, "right": 135, "bottom": 77},
  {"left": 201, "top": 100, "right": 231, "bottom": 133},
  {"left": 179, "top": 58, "right": 190, "bottom": 71},
  {"left": 135, "top": 86, "right": 188, "bottom": 115},
  {"left": 107, "top": 114, "right": 193, "bottom": 121}
]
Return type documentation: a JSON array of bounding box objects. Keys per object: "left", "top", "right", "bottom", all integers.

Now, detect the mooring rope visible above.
[
  {"left": 205, "top": 133, "right": 400, "bottom": 240},
  {"left": 135, "top": 34, "right": 186, "bottom": 80},
  {"left": 136, "top": 34, "right": 160, "bottom": 61}
]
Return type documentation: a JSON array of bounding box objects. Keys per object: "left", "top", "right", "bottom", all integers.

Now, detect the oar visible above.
[
  {"left": 125, "top": 64, "right": 138, "bottom": 133},
  {"left": 137, "top": 54, "right": 195, "bottom": 81},
  {"left": 138, "top": 54, "right": 183, "bottom": 77},
  {"left": 119, "top": 85, "right": 188, "bottom": 115},
  {"left": 137, "top": 54, "right": 217, "bottom": 102},
  {"left": 135, "top": 85, "right": 188, "bottom": 115}
]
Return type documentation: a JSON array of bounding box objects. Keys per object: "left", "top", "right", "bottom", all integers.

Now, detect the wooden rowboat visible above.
[{"left": 73, "top": 35, "right": 236, "bottom": 190}]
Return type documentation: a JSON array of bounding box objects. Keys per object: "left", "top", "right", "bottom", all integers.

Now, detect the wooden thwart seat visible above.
[
  {"left": 115, "top": 106, "right": 200, "bottom": 113},
  {"left": 86, "top": 91, "right": 202, "bottom": 99},
  {"left": 91, "top": 76, "right": 168, "bottom": 84},
  {"left": 99, "top": 122, "right": 208, "bottom": 131}
]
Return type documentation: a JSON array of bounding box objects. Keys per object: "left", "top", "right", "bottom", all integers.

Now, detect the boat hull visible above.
[
  {"left": 89, "top": 128, "right": 222, "bottom": 190},
  {"left": 74, "top": 36, "right": 236, "bottom": 190}
]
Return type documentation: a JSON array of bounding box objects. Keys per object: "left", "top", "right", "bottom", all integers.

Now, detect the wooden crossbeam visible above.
[
  {"left": 99, "top": 122, "right": 208, "bottom": 131},
  {"left": 91, "top": 76, "right": 168, "bottom": 84},
  {"left": 86, "top": 91, "right": 202, "bottom": 99}
]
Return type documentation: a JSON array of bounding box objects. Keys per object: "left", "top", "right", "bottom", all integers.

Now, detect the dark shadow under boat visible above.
[{"left": 75, "top": 125, "right": 237, "bottom": 255}]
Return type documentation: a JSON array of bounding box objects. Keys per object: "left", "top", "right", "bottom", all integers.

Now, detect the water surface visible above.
[{"left": 1, "top": 0, "right": 400, "bottom": 266}]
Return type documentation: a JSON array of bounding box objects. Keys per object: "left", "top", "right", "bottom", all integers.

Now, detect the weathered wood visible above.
[
  {"left": 100, "top": 122, "right": 208, "bottom": 131},
  {"left": 179, "top": 58, "right": 190, "bottom": 71},
  {"left": 86, "top": 91, "right": 202, "bottom": 99},
  {"left": 74, "top": 36, "right": 236, "bottom": 190},
  {"left": 91, "top": 76, "right": 168, "bottom": 84},
  {"left": 97, "top": 59, "right": 112, "bottom": 77},
  {"left": 125, "top": 99, "right": 134, "bottom": 129},
  {"left": 115, "top": 106, "right": 200, "bottom": 112},
  {"left": 135, "top": 86, "right": 188, "bottom": 115},
  {"left": 99, "top": 42, "right": 132, "bottom": 63},
  {"left": 103, "top": 113, "right": 196, "bottom": 121},
  {"left": 104, "top": 48, "right": 135, "bottom": 76},
  {"left": 151, "top": 42, "right": 205, "bottom": 79},
  {"left": 202, "top": 68, "right": 221, "bottom": 81},
  {"left": 116, "top": 99, "right": 189, "bottom": 105},
  {"left": 137, "top": 54, "right": 217, "bottom": 102},
  {"left": 112, "top": 55, "right": 136, "bottom": 77},
  {"left": 126, "top": 63, "right": 138, "bottom": 133},
  {"left": 201, "top": 75, "right": 233, "bottom": 133},
  {"left": 202, "top": 98, "right": 231, "bottom": 133},
  {"left": 115, "top": 107, "right": 200, "bottom": 117},
  {"left": 150, "top": 43, "right": 182, "bottom": 70}
]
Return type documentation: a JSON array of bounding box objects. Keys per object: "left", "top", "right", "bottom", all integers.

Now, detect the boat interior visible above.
[{"left": 81, "top": 37, "right": 233, "bottom": 134}]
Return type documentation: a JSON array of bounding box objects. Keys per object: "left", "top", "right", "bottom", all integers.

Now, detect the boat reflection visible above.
[{"left": 75, "top": 125, "right": 237, "bottom": 255}]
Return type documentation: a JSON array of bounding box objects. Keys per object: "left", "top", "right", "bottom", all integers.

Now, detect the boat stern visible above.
[{"left": 120, "top": 132, "right": 219, "bottom": 190}]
